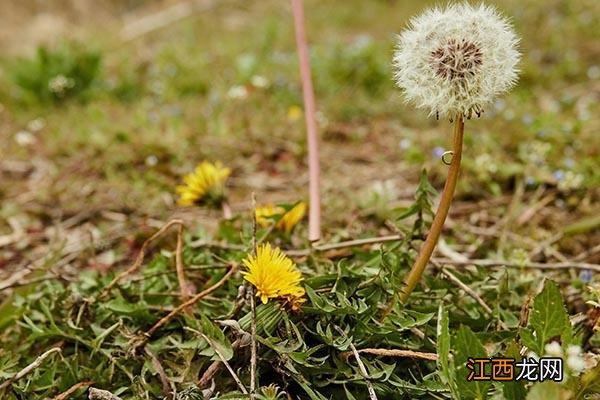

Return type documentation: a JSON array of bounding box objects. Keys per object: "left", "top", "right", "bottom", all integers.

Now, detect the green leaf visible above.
[
  {"left": 437, "top": 304, "right": 460, "bottom": 399},
  {"left": 198, "top": 315, "right": 233, "bottom": 361},
  {"left": 388, "top": 310, "right": 435, "bottom": 331},
  {"left": 527, "top": 280, "right": 572, "bottom": 353},
  {"left": 501, "top": 342, "right": 526, "bottom": 400},
  {"left": 519, "top": 328, "right": 539, "bottom": 354},
  {"left": 343, "top": 384, "right": 358, "bottom": 400},
  {"left": 295, "top": 380, "right": 329, "bottom": 400},
  {"left": 575, "top": 362, "right": 600, "bottom": 398},
  {"left": 454, "top": 325, "right": 492, "bottom": 400}
]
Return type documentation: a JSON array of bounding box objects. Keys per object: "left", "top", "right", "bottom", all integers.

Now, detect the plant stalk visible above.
[
  {"left": 291, "top": 0, "right": 321, "bottom": 242},
  {"left": 399, "top": 117, "right": 464, "bottom": 303}
]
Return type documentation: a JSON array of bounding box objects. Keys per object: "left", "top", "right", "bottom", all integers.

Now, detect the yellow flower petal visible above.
[
  {"left": 242, "top": 243, "right": 305, "bottom": 307},
  {"left": 176, "top": 161, "right": 230, "bottom": 206},
  {"left": 254, "top": 202, "right": 306, "bottom": 233}
]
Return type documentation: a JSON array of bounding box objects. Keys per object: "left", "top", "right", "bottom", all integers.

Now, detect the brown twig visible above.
[
  {"left": 439, "top": 267, "right": 493, "bottom": 315},
  {"left": 187, "top": 329, "right": 248, "bottom": 394},
  {"left": 574, "top": 243, "right": 600, "bottom": 262},
  {"left": 0, "top": 347, "right": 61, "bottom": 390},
  {"left": 120, "top": 0, "right": 216, "bottom": 41},
  {"left": 101, "top": 219, "right": 184, "bottom": 296},
  {"left": 189, "top": 239, "right": 246, "bottom": 251},
  {"left": 143, "top": 263, "right": 237, "bottom": 339},
  {"left": 199, "top": 360, "right": 223, "bottom": 388},
  {"left": 341, "top": 348, "right": 438, "bottom": 362},
  {"left": 433, "top": 257, "right": 600, "bottom": 272},
  {"left": 286, "top": 234, "right": 404, "bottom": 257},
  {"left": 145, "top": 347, "right": 173, "bottom": 400},
  {"left": 334, "top": 325, "right": 378, "bottom": 400},
  {"left": 175, "top": 223, "right": 192, "bottom": 315},
  {"left": 190, "top": 234, "right": 403, "bottom": 257},
  {"left": 198, "top": 339, "right": 243, "bottom": 388},
  {"left": 50, "top": 380, "right": 94, "bottom": 400}
]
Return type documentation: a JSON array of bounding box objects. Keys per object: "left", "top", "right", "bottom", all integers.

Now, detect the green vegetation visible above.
[{"left": 0, "top": 0, "right": 599, "bottom": 398}]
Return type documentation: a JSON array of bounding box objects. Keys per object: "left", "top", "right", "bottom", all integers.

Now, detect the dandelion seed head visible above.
[{"left": 393, "top": 3, "right": 520, "bottom": 120}]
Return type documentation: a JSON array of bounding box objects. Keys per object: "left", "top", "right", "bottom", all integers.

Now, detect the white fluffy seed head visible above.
[{"left": 393, "top": 3, "right": 520, "bottom": 120}]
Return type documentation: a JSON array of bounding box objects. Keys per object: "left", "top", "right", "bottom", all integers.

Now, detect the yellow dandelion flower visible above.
[
  {"left": 242, "top": 243, "right": 305, "bottom": 304},
  {"left": 255, "top": 202, "right": 307, "bottom": 233},
  {"left": 176, "top": 161, "right": 231, "bottom": 206},
  {"left": 287, "top": 105, "right": 303, "bottom": 122}
]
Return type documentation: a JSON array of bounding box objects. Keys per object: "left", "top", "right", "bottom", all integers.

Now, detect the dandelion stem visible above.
[
  {"left": 291, "top": 0, "right": 321, "bottom": 242},
  {"left": 399, "top": 117, "right": 465, "bottom": 304}
]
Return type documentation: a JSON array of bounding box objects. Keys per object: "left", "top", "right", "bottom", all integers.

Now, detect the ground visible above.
[{"left": 0, "top": 0, "right": 599, "bottom": 399}]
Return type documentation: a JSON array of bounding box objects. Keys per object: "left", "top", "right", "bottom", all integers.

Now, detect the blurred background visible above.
[{"left": 1, "top": 0, "right": 599, "bottom": 269}]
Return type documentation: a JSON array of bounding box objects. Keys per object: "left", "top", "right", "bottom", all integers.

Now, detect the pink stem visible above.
[{"left": 291, "top": 0, "right": 321, "bottom": 242}]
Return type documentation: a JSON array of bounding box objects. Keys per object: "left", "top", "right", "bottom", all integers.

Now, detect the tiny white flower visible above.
[
  {"left": 27, "top": 118, "right": 45, "bottom": 132},
  {"left": 526, "top": 351, "right": 539, "bottom": 360},
  {"left": 48, "top": 74, "right": 75, "bottom": 96},
  {"left": 393, "top": 3, "right": 520, "bottom": 120},
  {"left": 15, "top": 130, "right": 34, "bottom": 146},
  {"left": 544, "top": 341, "right": 562, "bottom": 357},
  {"left": 145, "top": 155, "right": 158, "bottom": 167},
  {"left": 227, "top": 85, "right": 248, "bottom": 100},
  {"left": 250, "top": 75, "right": 269, "bottom": 88},
  {"left": 566, "top": 345, "right": 582, "bottom": 357},
  {"left": 399, "top": 138, "right": 412, "bottom": 150},
  {"left": 567, "top": 354, "right": 586, "bottom": 375}
]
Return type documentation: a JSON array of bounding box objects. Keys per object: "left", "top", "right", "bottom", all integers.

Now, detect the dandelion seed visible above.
[
  {"left": 255, "top": 202, "right": 307, "bottom": 233},
  {"left": 242, "top": 243, "right": 305, "bottom": 305},
  {"left": 393, "top": 3, "right": 520, "bottom": 120},
  {"left": 176, "top": 161, "right": 231, "bottom": 206}
]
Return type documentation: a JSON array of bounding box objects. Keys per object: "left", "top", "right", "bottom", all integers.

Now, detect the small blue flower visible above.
[
  {"left": 432, "top": 146, "right": 445, "bottom": 158},
  {"left": 525, "top": 176, "right": 537, "bottom": 187},
  {"left": 399, "top": 138, "right": 412, "bottom": 150},
  {"left": 553, "top": 170, "right": 565, "bottom": 181},
  {"left": 580, "top": 269, "right": 593, "bottom": 283}
]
